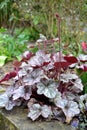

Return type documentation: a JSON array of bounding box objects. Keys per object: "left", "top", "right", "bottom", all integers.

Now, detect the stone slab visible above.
[{"left": 0, "top": 107, "right": 75, "bottom": 130}]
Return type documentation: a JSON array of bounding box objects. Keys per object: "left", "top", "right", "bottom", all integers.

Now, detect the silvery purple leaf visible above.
[
  {"left": 22, "top": 51, "right": 30, "bottom": 58},
  {"left": 5, "top": 98, "right": 22, "bottom": 110},
  {"left": 76, "top": 64, "right": 87, "bottom": 71},
  {"left": 5, "top": 100, "right": 15, "bottom": 110},
  {"left": 63, "top": 92, "right": 76, "bottom": 100},
  {"left": 71, "top": 78, "right": 83, "bottom": 92},
  {"left": 0, "top": 93, "right": 9, "bottom": 108},
  {"left": 60, "top": 73, "right": 78, "bottom": 83},
  {"left": 43, "top": 62, "right": 54, "bottom": 71},
  {"left": 69, "top": 63, "right": 77, "bottom": 68},
  {"left": 56, "top": 99, "right": 80, "bottom": 123},
  {"left": 27, "top": 98, "right": 37, "bottom": 109},
  {"left": 14, "top": 63, "right": 33, "bottom": 80},
  {"left": 85, "top": 101, "right": 87, "bottom": 109},
  {"left": 29, "top": 50, "right": 51, "bottom": 67},
  {"left": 80, "top": 94, "right": 87, "bottom": 101},
  {"left": 28, "top": 103, "right": 42, "bottom": 121},
  {"left": 79, "top": 94, "right": 87, "bottom": 111},
  {"left": 18, "top": 69, "right": 27, "bottom": 77},
  {"left": 23, "top": 86, "right": 32, "bottom": 100},
  {"left": 37, "top": 80, "right": 58, "bottom": 98},
  {"left": 20, "top": 62, "right": 33, "bottom": 73},
  {"left": 13, "top": 86, "right": 25, "bottom": 100},
  {"left": 23, "top": 69, "right": 44, "bottom": 85},
  {"left": 52, "top": 107, "right": 65, "bottom": 122},
  {"left": 6, "top": 86, "right": 15, "bottom": 97},
  {"left": 14, "top": 99, "right": 22, "bottom": 106},
  {"left": 52, "top": 52, "right": 65, "bottom": 62},
  {"left": 50, "top": 92, "right": 62, "bottom": 105},
  {"left": 41, "top": 105, "right": 52, "bottom": 118},
  {"left": 78, "top": 54, "right": 87, "bottom": 61},
  {"left": 28, "top": 103, "right": 52, "bottom": 121}
]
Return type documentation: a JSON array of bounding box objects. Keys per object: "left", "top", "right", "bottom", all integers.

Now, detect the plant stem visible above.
[{"left": 56, "top": 13, "right": 61, "bottom": 81}]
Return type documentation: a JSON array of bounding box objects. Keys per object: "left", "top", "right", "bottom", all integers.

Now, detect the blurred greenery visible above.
[
  {"left": 0, "top": 27, "right": 28, "bottom": 61},
  {"left": 77, "top": 69, "right": 87, "bottom": 93},
  {"left": 0, "top": 0, "right": 87, "bottom": 59}
]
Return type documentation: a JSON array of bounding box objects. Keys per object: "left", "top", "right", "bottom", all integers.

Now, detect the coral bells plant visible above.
[
  {"left": 0, "top": 14, "right": 87, "bottom": 129},
  {"left": 0, "top": 49, "right": 85, "bottom": 124}
]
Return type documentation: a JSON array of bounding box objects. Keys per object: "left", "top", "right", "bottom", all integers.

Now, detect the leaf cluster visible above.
[
  {"left": 0, "top": 28, "right": 29, "bottom": 62},
  {"left": 0, "top": 48, "right": 87, "bottom": 126}
]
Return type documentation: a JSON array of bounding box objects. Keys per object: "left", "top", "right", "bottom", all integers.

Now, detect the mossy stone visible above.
[{"left": 0, "top": 107, "right": 75, "bottom": 130}]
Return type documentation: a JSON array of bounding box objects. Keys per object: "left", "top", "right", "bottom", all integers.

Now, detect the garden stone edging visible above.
[{"left": 0, "top": 107, "right": 75, "bottom": 130}]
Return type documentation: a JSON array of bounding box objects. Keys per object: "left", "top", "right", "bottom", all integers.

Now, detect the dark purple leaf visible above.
[
  {"left": 64, "top": 56, "right": 78, "bottom": 63},
  {"left": 54, "top": 61, "right": 71, "bottom": 69},
  {"left": 22, "top": 51, "right": 34, "bottom": 62},
  {"left": 0, "top": 71, "right": 17, "bottom": 83}
]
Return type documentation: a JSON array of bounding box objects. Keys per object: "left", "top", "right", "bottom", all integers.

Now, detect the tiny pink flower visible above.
[{"left": 81, "top": 41, "right": 87, "bottom": 52}]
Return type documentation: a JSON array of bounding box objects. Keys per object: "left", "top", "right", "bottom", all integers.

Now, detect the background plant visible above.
[
  {"left": 0, "top": 0, "right": 87, "bottom": 39},
  {"left": 0, "top": 27, "right": 29, "bottom": 61}
]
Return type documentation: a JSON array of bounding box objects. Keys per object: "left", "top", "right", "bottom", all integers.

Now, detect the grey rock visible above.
[{"left": 0, "top": 107, "right": 75, "bottom": 130}]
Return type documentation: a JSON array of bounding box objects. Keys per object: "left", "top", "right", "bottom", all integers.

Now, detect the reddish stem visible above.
[{"left": 56, "top": 13, "right": 61, "bottom": 81}]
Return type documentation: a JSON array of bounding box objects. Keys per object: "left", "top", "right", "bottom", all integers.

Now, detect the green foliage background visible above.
[
  {"left": 0, "top": 0, "right": 87, "bottom": 59},
  {"left": 0, "top": 0, "right": 87, "bottom": 37}
]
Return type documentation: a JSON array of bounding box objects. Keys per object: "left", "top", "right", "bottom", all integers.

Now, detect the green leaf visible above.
[
  {"left": 16, "top": 55, "right": 22, "bottom": 61},
  {"left": 0, "top": 27, "right": 7, "bottom": 33},
  {"left": 78, "top": 70, "right": 87, "bottom": 93},
  {"left": 0, "top": 87, "right": 6, "bottom": 93},
  {"left": 0, "top": 56, "right": 7, "bottom": 66},
  {"left": 33, "top": 18, "right": 39, "bottom": 25},
  {"left": 29, "top": 46, "right": 38, "bottom": 53}
]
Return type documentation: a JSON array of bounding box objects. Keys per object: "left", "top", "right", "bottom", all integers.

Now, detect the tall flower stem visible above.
[{"left": 56, "top": 13, "right": 62, "bottom": 81}]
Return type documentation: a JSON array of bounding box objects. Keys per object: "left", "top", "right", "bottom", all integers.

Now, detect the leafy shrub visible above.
[{"left": 0, "top": 27, "right": 29, "bottom": 61}]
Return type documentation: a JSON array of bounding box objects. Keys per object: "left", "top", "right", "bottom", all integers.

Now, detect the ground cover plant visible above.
[{"left": 0, "top": 27, "right": 39, "bottom": 67}]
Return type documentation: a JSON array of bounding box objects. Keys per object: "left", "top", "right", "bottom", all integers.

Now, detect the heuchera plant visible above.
[
  {"left": 0, "top": 12, "right": 86, "bottom": 127},
  {"left": 0, "top": 47, "right": 87, "bottom": 124}
]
